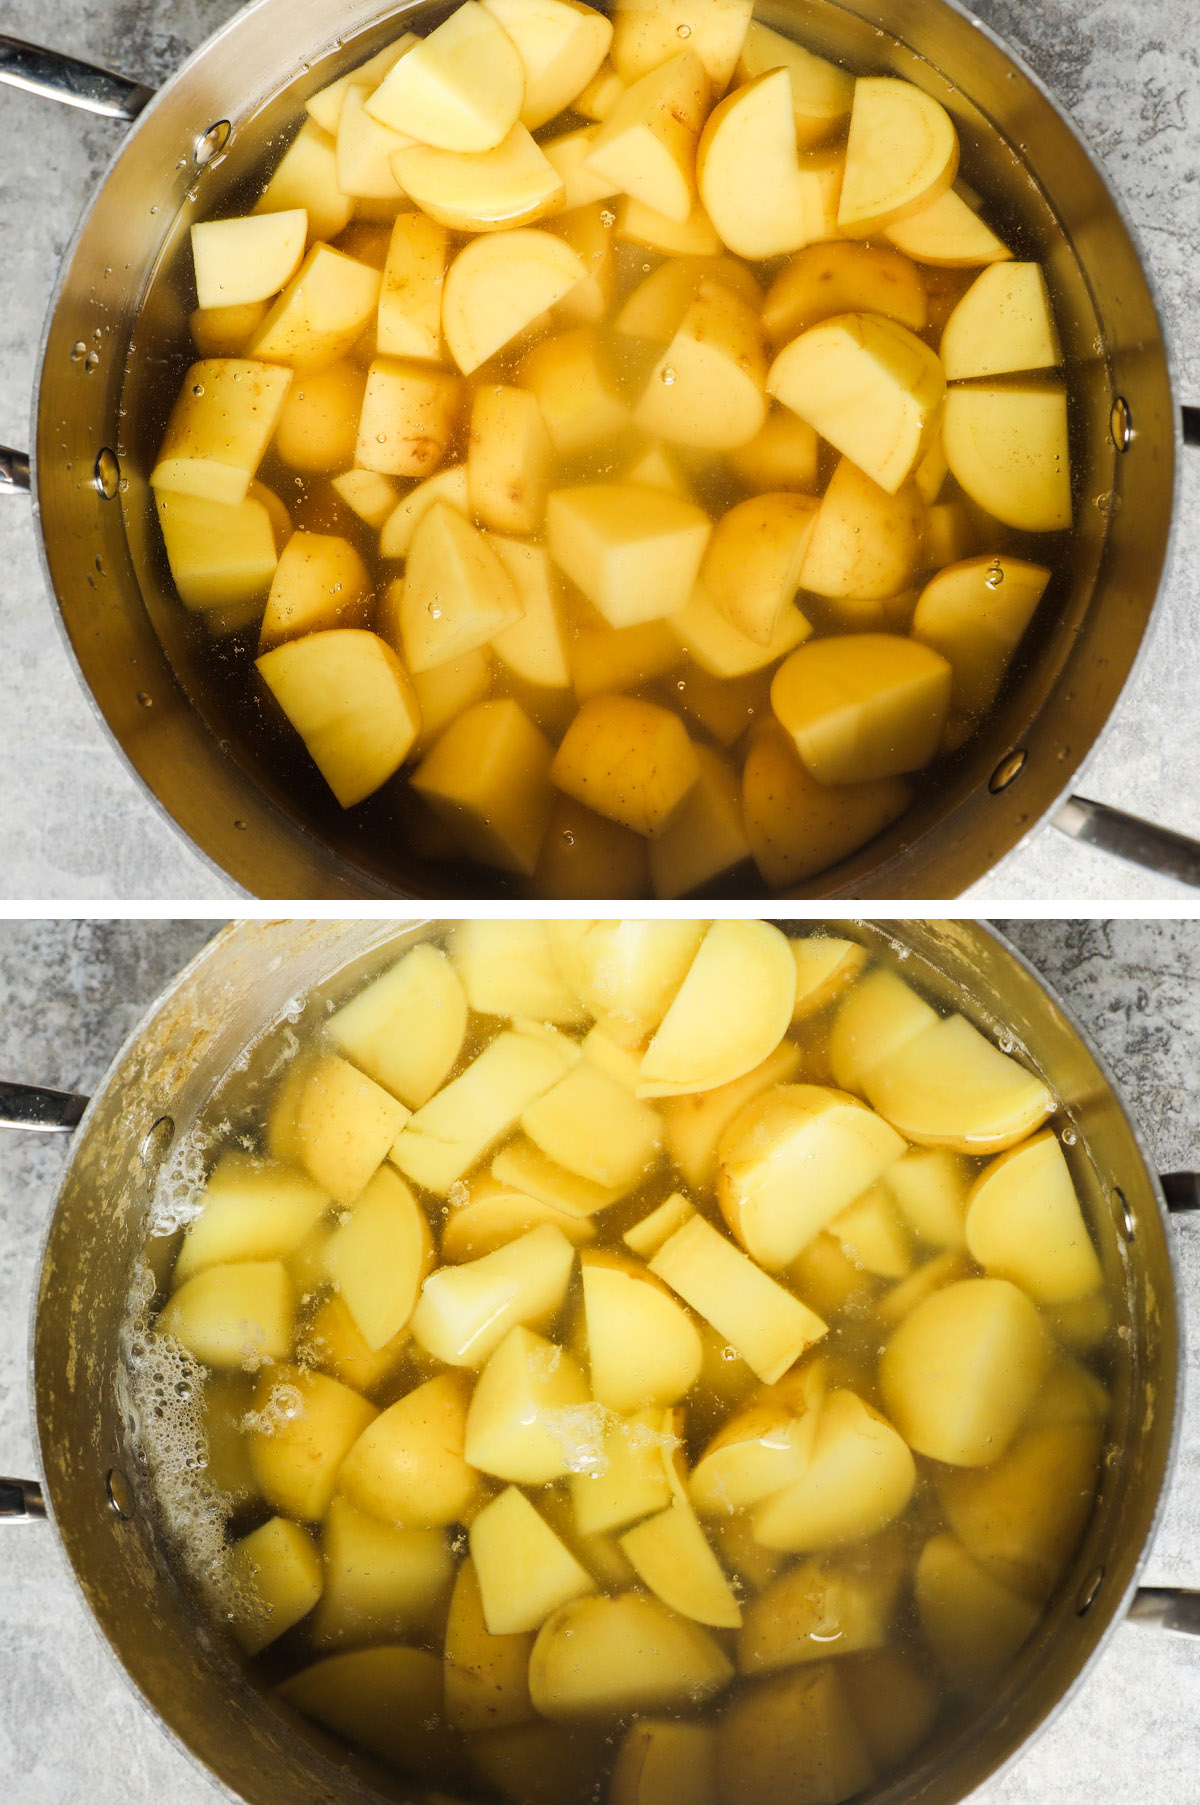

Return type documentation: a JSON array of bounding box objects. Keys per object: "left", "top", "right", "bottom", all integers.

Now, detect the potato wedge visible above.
[
  {"left": 378, "top": 464, "right": 469, "bottom": 561},
  {"left": 465, "top": 1324, "right": 592, "bottom": 1483},
  {"left": 800, "top": 459, "right": 926, "bottom": 600},
  {"left": 550, "top": 919, "right": 707, "bottom": 1045},
  {"left": 256, "top": 629, "right": 421, "bottom": 808},
  {"left": 762, "top": 242, "right": 926, "bottom": 348},
  {"left": 551, "top": 695, "right": 701, "bottom": 838},
  {"left": 150, "top": 359, "right": 292, "bottom": 506},
  {"left": 941, "top": 262, "right": 1061, "bottom": 381},
  {"left": 392, "top": 125, "right": 565, "bottom": 233},
  {"left": 248, "top": 1364, "right": 377, "bottom": 1521},
  {"left": 690, "top": 1399, "right": 816, "bottom": 1518},
  {"left": 327, "top": 941, "right": 467, "bottom": 1109},
  {"left": 278, "top": 1646, "right": 448, "bottom": 1775},
  {"left": 633, "top": 279, "right": 768, "bottom": 451},
  {"left": 337, "top": 1370, "right": 481, "bottom": 1525},
  {"left": 716, "top": 1665, "right": 875, "bottom": 1805},
  {"left": 444, "top": 1556, "right": 537, "bottom": 1731},
  {"left": 376, "top": 212, "right": 447, "bottom": 362},
  {"left": 726, "top": 411, "right": 820, "bottom": 493},
  {"left": 942, "top": 382, "right": 1071, "bottom": 532},
  {"left": 365, "top": 2, "right": 526, "bottom": 152},
  {"left": 160, "top": 1259, "right": 293, "bottom": 1370},
  {"left": 698, "top": 70, "right": 813, "bottom": 260},
  {"left": 484, "top": 0, "right": 614, "bottom": 129},
  {"left": 612, "top": 0, "right": 752, "bottom": 88},
  {"left": 400, "top": 503, "right": 522, "bottom": 674},
  {"left": 354, "top": 356, "right": 462, "bottom": 479},
  {"left": 660, "top": 1038, "right": 803, "bottom": 1190},
  {"left": 864, "top": 1012, "right": 1056, "bottom": 1153},
  {"left": 192, "top": 210, "right": 306, "bottom": 310},
  {"left": 915, "top": 1533, "right": 1039, "bottom": 1692},
  {"left": 248, "top": 244, "right": 381, "bottom": 375},
  {"left": 649, "top": 742, "right": 753, "bottom": 899},
  {"left": 650, "top": 1216, "right": 827, "bottom": 1383},
  {"left": 442, "top": 228, "right": 587, "bottom": 373},
  {"left": 753, "top": 1389, "right": 916, "bottom": 1550},
  {"left": 736, "top": 20, "right": 853, "bottom": 146},
  {"left": 737, "top": 1548, "right": 901, "bottom": 1672},
  {"left": 912, "top": 553, "right": 1051, "bottom": 731},
  {"left": 885, "top": 184, "right": 1011, "bottom": 265},
  {"left": 254, "top": 118, "right": 353, "bottom": 241},
  {"left": 583, "top": 50, "right": 709, "bottom": 225},
  {"left": 258, "top": 530, "right": 371, "bottom": 649},
  {"left": 742, "top": 722, "right": 911, "bottom": 889},
  {"left": 520, "top": 327, "right": 628, "bottom": 455},
  {"left": 548, "top": 482, "right": 712, "bottom": 627},
  {"left": 621, "top": 1499, "right": 743, "bottom": 1628},
  {"left": 700, "top": 493, "right": 817, "bottom": 646},
  {"left": 638, "top": 919, "right": 796, "bottom": 1098},
  {"left": 771, "top": 634, "right": 952, "bottom": 786},
  {"left": 965, "top": 1130, "right": 1102, "bottom": 1303},
  {"left": 471, "top": 1486, "right": 597, "bottom": 1634},
  {"left": 838, "top": 76, "right": 959, "bottom": 235},
  {"left": 324, "top": 1165, "right": 433, "bottom": 1351},
  {"left": 611, "top": 1721, "right": 718, "bottom": 1805},
  {"left": 229, "top": 1516, "right": 322, "bottom": 1654},
  {"left": 582, "top": 1253, "right": 702, "bottom": 1411},
  {"left": 530, "top": 1592, "right": 733, "bottom": 1718},
  {"left": 410, "top": 1222, "right": 576, "bottom": 1365},
  {"left": 313, "top": 1495, "right": 454, "bottom": 1650}
]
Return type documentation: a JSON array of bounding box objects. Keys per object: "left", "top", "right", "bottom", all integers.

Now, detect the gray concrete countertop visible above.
[
  {"left": 2, "top": 915, "right": 1200, "bottom": 1801},
  {"left": 0, "top": 0, "right": 1197, "bottom": 902}
]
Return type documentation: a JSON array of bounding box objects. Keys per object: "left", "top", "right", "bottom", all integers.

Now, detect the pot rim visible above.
[{"left": 23, "top": 0, "right": 1186, "bottom": 901}]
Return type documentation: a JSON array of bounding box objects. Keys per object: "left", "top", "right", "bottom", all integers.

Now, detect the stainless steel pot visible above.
[
  {"left": 2, "top": 3, "right": 1200, "bottom": 899},
  {"left": 2, "top": 915, "right": 1199, "bottom": 1804}
]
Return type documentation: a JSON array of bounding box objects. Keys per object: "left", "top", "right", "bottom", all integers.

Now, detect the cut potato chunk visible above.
[
  {"left": 275, "top": 362, "right": 366, "bottom": 474},
  {"left": 548, "top": 483, "right": 712, "bottom": 628},
  {"left": 650, "top": 1216, "right": 826, "bottom": 1383},
  {"left": 753, "top": 1389, "right": 916, "bottom": 1550},
  {"left": 484, "top": 0, "right": 614, "bottom": 129},
  {"left": 392, "top": 1030, "right": 575, "bottom": 1196},
  {"left": 255, "top": 118, "right": 353, "bottom": 241},
  {"left": 649, "top": 742, "right": 752, "bottom": 899},
  {"left": 324, "top": 1166, "right": 433, "bottom": 1351},
  {"left": 879, "top": 1277, "right": 1051, "bottom": 1466},
  {"left": 407, "top": 647, "right": 496, "bottom": 754},
  {"left": 247, "top": 1364, "right": 377, "bottom": 1520},
  {"left": 584, "top": 51, "right": 709, "bottom": 225},
  {"left": 769, "top": 314, "right": 945, "bottom": 496},
  {"left": 612, "top": 1721, "right": 718, "bottom": 1805},
  {"left": 472, "top": 1486, "right": 597, "bottom": 1634},
  {"left": 638, "top": 919, "right": 795, "bottom": 1099},
  {"left": 617, "top": 194, "right": 722, "bottom": 257},
  {"left": 552, "top": 200, "right": 619, "bottom": 324},
  {"left": 690, "top": 1399, "right": 816, "bottom": 1518},
  {"left": 771, "top": 634, "right": 952, "bottom": 786},
  {"left": 762, "top": 243, "right": 926, "bottom": 348},
  {"left": 551, "top": 919, "right": 707, "bottom": 1046},
  {"left": 883, "top": 1145, "right": 970, "bottom": 1249},
  {"left": 441, "top": 1176, "right": 597, "bottom": 1260},
  {"left": 150, "top": 359, "right": 293, "bottom": 506},
  {"left": 524, "top": 1063, "right": 661, "bottom": 1190},
  {"left": 570, "top": 1407, "right": 676, "bottom": 1534},
  {"left": 337, "top": 1370, "right": 480, "bottom": 1525},
  {"left": 915, "top": 1533, "right": 1040, "bottom": 1693},
  {"left": 702, "top": 493, "right": 817, "bottom": 646},
  {"left": 520, "top": 327, "right": 627, "bottom": 455},
  {"left": 727, "top": 411, "right": 820, "bottom": 493},
  {"left": 582, "top": 1253, "right": 702, "bottom": 1411},
  {"left": 305, "top": 36, "right": 419, "bottom": 135},
  {"left": 450, "top": 920, "right": 584, "bottom": 1023},
  {"left": 839, "top": 1649, "right": 940, "bottom": 1773},
  {"left": 154, "top": 483, "right": 281, "bottom": 613},
  {"left": 489, "top": 539, "right": 571, "bottom": 689},
  {"left": 173, "top": 1154, "right": 329, "bottom": 1285},
  {"left": 192, "top": 210, "right": 306, "bottom": 311},
  {"left": 466, "top": 1324, "right": 592, "bottom": 1483},
  {"left": 258, "top": 530, "right": 371, "bottom": 649},
  {"left": 942, "top": 382, "right": 1071, "bottom": 532},
  {"left": 661, "top": 1039, "right": 803, "bottom": 1190},
  {"left": 885, "top": 183, "right": 1011, "bottom": 265},
  {"left": 278, "top": 1646, "right": 446, "bottom": 1775},
  {"left": 864, "top": 1013, "right": 1056, "bottom": 1153},
  {"left": 941, "top": 262, "right": 1061, "bottom": 381},
  {"left": 248, "top": 244, "right": 381, "bottom": 374},
  {"left": 621, "top": 1499, "right": 742, "bottom": 1628},
  {"left": 313, "top": 1494, "right": 454, "bottom": 1649},
  {"left": 829, "top": 968, "right": 939, "bottom": 1095},
  {"left": 400, "top": 503, "right": 522, "bottom": 674},
  {"left": 612, "top": 0, "right": 752, "bottom": 88},
  {"left": 577, "top": 56, "right": 625, "bottom": 118},
  {"left": 614, "top": 254, "right": 758, "bottom": 342},
  {"left": 742, "top": 723, "right": 911, "bottom": 889},
  {"left": 327, "top": 942, "right": 467, "bottom": 1110},
  {"left": 530, "top": 1592, "right": 733, "bottom": 1718},
  {"left": 717, "top": 1083, "right": 905, "bottom": 1269},
  {"left": 160, "top": 1260, "right": 294, "bottom": 1369},
  {"left": 716, "top": 1664, "right": 875, "bottom": 1805},
  {"left": 290, "top": 1049, "right": 411, "bottom": 1202},
  {"left": 634, "top": 279, "right": 767, "bottom": 451},
  {"left": 536, "top": 797, "right": 651, "bottom": 898},
  {"left": 736, "top": 21, "right": 853, "bottom": 146},
  {"left": 468, "top": 386, "right": 553, "bottom": 538},
  {"left": 354, "top": 356, "right": 462, "bottom": 478},
  {"left": 698, "top": 70, "right": 814, "bottom": 261},
  {"left": 493, "top": 1136, "right": 621, "bottom": 1218},
  {"left": 830, "top": 1185, "right": 913, "bottom": 1279},
  {"left": 306, "top": 1290, "right": 409, "bottom": 1394},
  {"left": 552, "top": 696, "right": 701, "bottom": 838},
  {"left": 965, "top": 1130, "right": 1102, "bottom": 1303},
  {"left": 410, "top": 1223, "right": 576, "bottom": 1365},
  {"left": 838, "top": 76, "right": 958, "bottom": 235},
  {"left": 800, "top": 459, "right": 926, "bottom": 600},
  {"left": 738, "top": 1549, "right": 900, "bottom": 1673},
  {"left": 335, "top": 83, "right": 410, "bottom": 204},
  {"left": 790, "top": 938, "right": 868, "bottom": 1023},
  {"left": 571, "top": 618, "right": 679, "bottom": 700},
  {"left": 442, "top": 229, "right": 587, "bottom": 373},
  {"left": 379, "top": 463, "right": 469, "bottom": 560},
  {"left": 444, "top": 1556, "right": 537, "bottom": 1731},
  {"left": 392, "top": 125, "right": 565, "bottom": 233},
  {"left": 912, "top": 554, "right": 1050, "bottom": 733},
  {"left": 411, "top": 699, "right": 557, "bottom": 877},
  {"left": 376, "top": 212, "right": 447, "bottom": 362},
  {"left": 229, "top": 1516, "right": 322, "bottom": 1655},
  {"left": 365, "top": 3, "right": 525, "bottom": 152}
]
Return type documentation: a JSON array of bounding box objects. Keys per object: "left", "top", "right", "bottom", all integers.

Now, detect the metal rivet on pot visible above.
[
  {"left": 105, "top": 1468, "right": 135, "bottom": 1521},
  {"left": 1110, "top": 396, "right": 1133, "bottom": 452},
  {"left": 136, "top": 691, "right": 154, "bottom": 710},
  {"left": 194, "top": 120, "right": 231, "bottom": 166},
  {"left": 989, "top": 749, "right": 1027, "bottom": 794},
  {"left": 1113, "top": 1185, "right": 1136, "bottom": 1241},
  {"left": 93, "top": 448, "right": 120, "bottom": 499},
  {"left": 140, "top": 1115, "right": 175, "bottom": 1170},
  {"left": 1076, "top": 1566, "right": 1104, "bottom": 1615}
]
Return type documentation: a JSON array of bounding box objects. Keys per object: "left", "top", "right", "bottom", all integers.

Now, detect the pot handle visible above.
[
  {"left": 0, "top": 1080, "right": 89, "bottom": 1133},
  {"left": 0, "top": 1478, "right": 46, "bottom": 1522},
  {"left": 1052, "top": 797, "right": 1200, "bottom": 890},
  {"left": 0, "top": 34, "right": 153, "bottom": 121}
]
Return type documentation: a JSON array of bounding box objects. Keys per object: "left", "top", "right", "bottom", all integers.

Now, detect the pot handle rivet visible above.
[
  {"left": 93, "top": 447, "right": 120, "bottom": 499},
  {"left": 105, "top": 1468, "right": 135, "bottom": 1521},
  {"left": 194, "top": 119, "right": 231, "bottom": 166},
  {"left": 140, "top": 1115, "right": 175, "bottom": 1169},
  {"left": 1110, "top": 397, "right": 1132, "bottom": 452},
  {"left": 989, "top": 749, "right": 1027, "bottom": 794},
  {"left": 1077, "top": 1567, "right": 1105, "bottom": 1615},
  {"left": 1112, "top": 1185, "right": 1136, "bottom": 1240}
]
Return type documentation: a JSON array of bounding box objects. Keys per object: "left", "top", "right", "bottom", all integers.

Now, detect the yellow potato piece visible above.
[
  {"left": 535, "top": 795, "right": 653, "bottom": 897},
  {"left": 254, "top": 118, "right": 352, "bottom": 241},
  {"left": 716, "top": 1664, "right": 875, "bottom": 1805},
  {"left": 548, "top": 482, "right": 711, "bottom": 627},
  {"left": 379, "top": 463, "right": 469, "bottom": 560},
  {"left": 838, "top": 76, "right": 959, "bottom": 235},
  {"left": 278, "top": 1645, "right": 447, "bottom": 1775},
  {"left": 799, "top": 459, "right": 926, "bottom": 600},
  {"left": 489, "top": 540, "right": 571, "bottom": 689},
  {"left": 229, "top": 1516, "right": 322, "bottom": 1655},
  {"left": 617, "top": 193, "right": 723, "bottom": 256},
  {"left": 247, "top": 1364, "right": 377, "bottom": 1521},
  {"left": 582, "top": 1254, "right": 703, "bottom": 1411},
  {"left": 551, "top": 919, "right": 708, "bottom": 1043},
  {"left": 943, "top": 382, "right": 1071, "bottom": 531},
  {"left": 155, "top": 485, "right": 281, "bottom": 612},
  {"left": 365, "top": 2, "right": 525, "bottom": 151},
  {"left": 726, "top": 410, "right": 820, "bottom": 493},
  {"left": 444, "top": 1555, "right": 537, "bottom": 1731},
  {"left": 258, "top": 530, "right": 371, "bottom": 650},
  {"left": 305, "top": 35, "right": 418, "bottom": 135},
  {"left": 410, "top": 1223, "right": 576, "bottom": 1365},
  {"left": 159, "top": 1260, "right": 293, "bottom": 1369},
  {"left": 882, "top": 1144, "right": 970, "bottom": 1249},
  {"left": 769, "top": 313, "right": 945, "bottom": 495},
  {"left": 248, "top": 243, "right": 381, "bottom": 374},
  {"left": 763, "top": 242, "right": 926, "bottom": 348},
  {"left": 376, "top": 212, "right": 447, "bottom": 362},
  {"left": 621, "top": 1499, "right": 742, "bottom": 1628},
  {"left": 831, "top": 1185, "right": 913, "bottom": 1279},
  {"left": 698, "top": 70, "right": 814, "bottom": 261},
  {"left": 583, "top": 50, "right": 709, "bottom": 225},
  {"left": 192, "top": 209, "right": 306, "bottom": 310},
  {"left": 468, "top": 386, "right": 553, "bottom": 537},
  {"left": 737, "top": 1549, "right": 900, "bottom": 1673},
  {"left": 274, "top": 361, "right": 366, "bottom": 474},
  {"left": 290, "top": 1048, "right": 411, "bottom": 1202},
  {"left": 552, "top": 696, "right": 701, "bottom": 838},
  {"left": 337, "top": 1370, "right": 481, "bottom": 1525},
  {"left": 483, "top": 0, "right": 614, "bottom": 130},
  {"left": 752, "top": 1389, "right": 916, "bottom": 1550},
  {"left": 615, "top": 255, "right": 760, "bottom": 342},
  {"left": 530, "top": 1592, "right": 733, "bottom": 1718},
  {"left": 864, "top": 1012, "right": 1056, "bottom": 1152},
  {"left": 392, "top": 124, "right": 566, "bottom": 233},
  {"left": 306, "top": 1290, "right": 409, "bottom": 1394},
  {"left": 690, "top": 1399, "right": 816, "bottom": 1518},
  {"left": 885, "top": 183, "right": 1011, "bottom": 265},
  {"left": 327, "top": 942, "right": 467, "bottom": 1110},
  {"left": 569, "top": 1406, "right": 675, "bottom": 1536},
  {"left": 324, "top": 1165, "right": 432, "bottom": 1351},
  {"left": 661, "top": 1039, "right": 803, "bottom": 1191},
  {"left": 465, "top": 1323, "right": 592, "bottom": 1483},
  {"left": 312, "top": 1494, "right": 453, "bottom": 1649},
  {"left": 965, "top": 1129, "right": 1103, "bottom": 1303},
  {"left": 524, "top": 1063, "right": 661, "bottom": 1190},
  {"left": 638, "top": 919, "right": 796, "bottom": 1098},
  {"left": 789, "top": 937, "right": 868, "bottom": 1022},
  {"left": 520, "top": 327, "right": 628, "bottom": 455},
  {"left": 649, "top": 741, "right": 753, "bottom": 899},
  {"left": 577, "top": 56, "right": 625, "bottom": 119},
  {"left": 150, "top": 358, "right": 292, "bottom": 505},
  {"left": 450, "top": 920, "right": 583, "bottom": 1023},
  {"left": 915, "top": 1533, "right": 1040, "bottom": 1693},
  {"left": 612, "top": 0, "right": 752, "bottom": 88},
  {"left": 941, "top": 261, "right": 1061, "bottom": 381},
  {"left": 354, "top": 355, "right": 462, "bottom": 478},
  {"left": 839, "top": 1648, "right": 940, "bottom": 1773},
  {"left": 611, "top": 1720, "right": 718, "bottom": 1805},
  {"left": 634, "top": 279, "right": 768, "bottom": 451},
  {"left": 879, "top": 1277, "right": 1052, "bottom": 1466},
  {"left": 552, "top": 200, "right": 619, "bottom": 324},
  {"left": 492, "top": 1136, "right": 622, "bottom": 1217},
  {"left": 650, "top": 1216, "right": 827, "bottom": 1384},
  {"left": 570, "top": 620, "right": 677, "bottom": 705},
  {"left": 736, "top": 19, "right": 852, "bottom": 143},
  {"left": 411, "top": 698, "right": 557, "bottom": 876},
  {"left": 399, "top": 503, "right": 522, "bottom": 674},
  {"left": 441, "top": 1176, "right": 597, "bottom": 1260},
  {"left": 334, "top": 82, "right": 410, "bottom": 204},
  {"left": 442, "top": 228, "right": 587, "bottom": 373},
  {"left": 771, "top": 634, "right": 952, "bottom": 786},
  {"left": 173, "top": 1154, "right": 329, "bottom": 1285},
  {"left": 829, "top": 967, "right": 939, "bottom": 1095},
  {"left": 742, "top": 722, "right": 911, "bottom": 889},
  {"left": 472, "top": 1485, "right": 597, "bottom": 1634},
  {"left": 701, "top": 493, "right": 818, "bottom": 646}
]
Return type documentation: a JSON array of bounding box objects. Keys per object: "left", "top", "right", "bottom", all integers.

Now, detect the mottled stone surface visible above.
[
  {"left": 1, "top": 0, "right": 1198, "bottom": 899},
  {"left": 3, "top": 917, "right": 1200, "bottom": 1800}
]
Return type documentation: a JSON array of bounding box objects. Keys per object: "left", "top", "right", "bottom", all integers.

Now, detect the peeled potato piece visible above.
[
  {"left": 400, "top": 503, "right": 523, "bottom": 674},
  {"left": 879, "top": 1277, "right": 1051, "bottom": 1466},
  {"left": 612, "top": 0, "right": 752, "bottom": 89},
  {"left": 912, "top": 554, "right": 1051, "bottom": 730},
  {"left": 965, "top": 1129, "right": 1102, "bottom": 1303},
  {"left": 763, "top": 243, "right": 926, "bottom": 347},
  {"left": 941, "top": 262, "right": 1062, "bottom": 381},
  {"left": 530, "top": 1593, "right": 733, "bottom": 1719},
  {"left": 444, "top": 1556, "right": 537, "bottom": 1732},
  {"left": 247, "top": 1364, "right": 377, "bottom": 1521},
  {"left": 484, "top": 0, "right": 614, "bottom": 130},
  {"left": 365, "top": 2, "right": 526, "bottom": 152},
  {"left": 547, "top": 482, "right": 712, "bottom": 628},
  {"left": 582, "top": 1253, "right": 703, "bottom": 1411},
  {"left": 690, "top": 1399, "right": 816, "bottom": 1518},
  {"left": 377, "top": 213, "right": 447, "bottom": 363},
  {"left": 885, "top": 184, "right": 1011, "bottom": 265},
  {"left": 248, "top": 244, "right": 381, "bottom": 375},
  {"left": 229, "top": 1516, "right": 322, "bottom": 1655},
  {"left": 552, "top": 695, "right": 701, "bottom": 838},
  {"left": 150, "top": 359, "right": 292, "bottom": 506},
  {"left": 550, "top": 919, "right": 708, "bottom": 1046},
  {"left": 701, "top": 493, "right": 817, "bottom": 646},
  {"left": 621, "top": 1499, "right": 743, "bottom": 1628},
  {"left": 324, "top": 1166, "right": 433, "bottom": 1351},
  {"left": 611, "top": 1721, "right": 718, "bottom": 1805},
  {"left": 409, "top": 1223, "right": 576, "bottom": 1365},
  {"left": 736, "top": 20, "right": 853, "bottom": 146},
  {"left": 192, "top": 209, "right": 306, "bottom": 310},
  {"left": 943, "top": 382, "right": 1071, "bottom": 532},
  {"left": 660, "top": 1038, "right": 802, "bottom": 1191},
  {"left": 771, "top": 634, "right": 953, "bottom": 786},
  {"left": 160, "top": 1260, "right": 293, "bottom": 1369},
  {"left": 717, "top": 1664, "right": 875, "bottom": 1805},
  {"left": 633, "top": 279, "right": 768, "bottom": 452},
  {"left": 258, "top": 530, "right": 371, "bottom": 649},
  {"left": 864, "top": 1013, "right": 1056, "bottom": 1153},
  {"left": 291, "top": 1049, "right": 411, "bottom": 1202},
  {"left": 442, "top": 229, "right": 587, "bottom": 373},
  {"left": 737, "top": 1549, "right": 901, "bottom": 1673},
  {"left": 698, "top": 70, "right": 813, "bottom": 261},
  {"left": 327, "top": 941, "right": 467, "bottom": 1110},
  {"left": 752, "top": 1389, "right": 916, "bottom": 1551},
  {"left": 915, "top": 1533, "right": 1040, "bottom": 1693},
  {"left": 254, "top": 119, "right": 353, "bottom": 242},
  {"left": 583, "top": 51, "right": 709, "bottom": 226},
  {"left": 570, "top": 1407, "right": 676, "bottom": 1535},
  {"left": 638, "top": 919, "right": 796, "bottom": 1099},
  {"left": 391, "top": 126, "right": 565, "bottom": 233},
  {"left": 838, "top": 76, "right": 959, "bottom": 236},
  {"left": 411, "top": 698, "right": 557, "bottom": 877},
  {"left": 173, "top": 1154, "right": 329, "bottom": 1284},
  {"left": 615, "top": 255, "right": 761, "bottom": 342},
  {"left": 524, "top": 1063, "right": 661, "bottom": 1190},
  {"left": 337, "top": 1371, "right": 481, "bottom": 1526},
  {"left": 312, "top": 1495, "right": 454, "bottom": 1650},
  {"left": 769, "top": 314, "right": 945, "bottom": 496},
  {"left": 465, "top": 1324, "right": 592, "bottom": 1483},
  {"left": 650, "top": 1216, "right": 827, "bottom": 1384},
  {"left": 829, "top": 968, "right": 939, "bottom": 1095},
  {"left": 648, "top": 741, "right": 753, "bottom": 900},
  {"left": 471, "top": 1486, "right": 597, "bottom": 1635},
  {"left": 278, "top": 1646, "right": 447, "bottom": 1776},
  {"left": 742, "top": 723, "right": 911, "bottom": 890},
  {"left": 450, "top": 920, "right": 582, "bottom": 1024},
  {"left": 800, "top": 459, "right": 926, "bottom": 601}
]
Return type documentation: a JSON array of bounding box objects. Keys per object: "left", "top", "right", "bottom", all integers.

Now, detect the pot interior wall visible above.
[
  {"left": 32, "top": 0, "right": 1174, "bottom": 898},
  {"left": 32, "top": 919, "right": 1179, "bottom": 1805}
]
